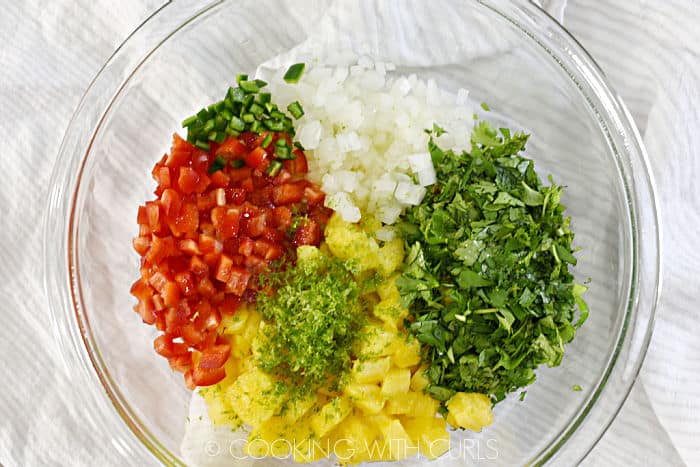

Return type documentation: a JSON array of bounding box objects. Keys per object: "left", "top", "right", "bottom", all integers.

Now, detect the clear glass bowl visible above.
[{"left": 44, "top": 0, "right": 660, "bottom": 465}]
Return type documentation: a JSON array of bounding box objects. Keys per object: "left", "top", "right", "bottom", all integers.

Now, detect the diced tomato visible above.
[
  {"left": 178, "top": 239, "right": 201, "bottom": 256},
  {"left": 133, "top": 236, "right": 151, "bottom": 256},
  {"left": 304, "top": 185, "right": 326, "bottom": 207},
  {"left": 272, "top": 183, "right": 305, "bottom": 205},
  {"left": 168, "top": 353, "right": 192, "bottom": 373},
  {"left": 146, "top": 201, "right": 162, "bottom": 233},
  {"left": 283, "top": 149, "right": 308, "bottom": 175},
  {"left": 131, "top": 278, "right": 154, "bottom": 304},
  {"left": 240, "top": 131, "right": 262, "bottom": 148},
  {"left": 229, "top": 166, "right": 252, "bottom": 183},
  {"left": 219, "top": 295, "right": 241, "bottom": 315},
  {"left": 226, "top": 267, "right": 251, "bottom": 296},
  {"left": 220, "top": 208, "right": 241, "bottom": 240},
  {"left": 215, "top": 254, "right": 234, "bottom": 283},
  {"left": 238, "top": 237, "right": 254, "bottom": 256},
  {"left": 175, "top": 271, "right": 195, "bottom": 297},
  {"left": 272, "top": 206, "right": 292, "bottom": 230},
  {"left": 239, "top": 177, "right": 254, "bottom": 193},
  {"left": 174, "top": 203, "right": 199, "bottom": 236},
  {"left": 154, "top": 166, "right": 171, "bottom": 188},
  {"left": 196, "top": 191, "right": 216, "bottom": 212},
  {"left": 137, "top": 205, "right": 149, "bottom": 225},
  {"left": 247, "top": 185, "right": 272, "bottom": 206},
  {"left": 210, "top": 170, "right": 230, "bottom": 188},
  {"left": 293, "top": 219, "right": 321, "bottom": 247},
  {"left": 160, "top": 188, "right": 182, "bottom": 219},
  {"left": 178, "top": 167, "right": 200, "bottom": 195},
  {"left": 254, "top": 239, "right": 283, "bottom": 261},
  {"left": 244, "top": 212, "right": 267, "bottom": 238},
  {"left": 166, "top": 134, "right": 194, "bottom": 168},
  {"left": 189, "top": 256, "right": 208, "bottom": 277},
  {"left": 134, "top": 300, "right": 156, "bottom": 325},
  {"left": 154, "top": 334, "right": 190, "bottom": 358},
  {"left": 216, "top": 137, "right": 248, "bottom": 158},
  {"left": 191, "top": 366, "right": 226, "bottom": 387},
  {"left": 197, "top": 277, "right": 216, "bottom": 297},
  {"left": 244, "top": 146, "right": 269, "bottom": 170},
  {"left": 162, "top": 281, "right": 181, "bottom": 307},
  {"left": 228, "top": 188, "right": 246, "bottom": 205},
  {"left": 198, "top": 344, "right": 231, "bottom": 369},
  {"left": 180, "top": 323, "right": 204, "bottom": 346}
]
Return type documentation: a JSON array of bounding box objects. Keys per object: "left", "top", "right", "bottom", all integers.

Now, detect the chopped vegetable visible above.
[
  {"left": 283, "top": 63, "right": 306, "bottom": 83},
  {"left": 255, "top": 252, "right": 366, "bottom": 397},
  {"left": 397, "top": 120, "right": 587, "bottom": 403},
  {"left": 287, "top": 101, "right": 304, "bottom": 119}
]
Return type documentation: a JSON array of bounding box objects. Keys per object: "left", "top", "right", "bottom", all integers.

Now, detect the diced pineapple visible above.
[
  {"left": 446, "top": 392, "right": 494, "bottom": 432},
  {"left": 376, "top": 274, "right": 401, "bottom": 301},
  {"left": 353, "top": 324, "right": 399, "bottom": 358},
  {"left": 220, "top": 306, "right": 250, "bottom": 335},
  {"left": 385, "top": 391, "right": 440, "bottom": 418},
  {"left": 325, "top": 214, "right": 381, "bottom": 272},
  {"left": 344, "top": 383, "right": 385, "bottom": 414},
  {"left": 381, "top": 367, "right": 411, "bottom": 397},
  {"left": 377, "top": 237, "right": 404, "bottom": 277},
  {"left": 410, "top": 364, "right": 430, "bottom": 392},
  {"left": 382, "top": 419, "right": 419, "bottom": 460},
  {"left": 311, "top": 396, "right": 352, "bottom": 437},
  {"left": 328, "top": 415, "right": 381, "bottom": 464},
  {"left": 203, "top": 391, "right": 239, "bottom": 427},
  {"left": 226, "top": 369, "right": 284, "bottom": 426},
  {"left": 392, "top": 336, "right": 422, "bottom": 368},
  {"left": 281, "top": 392, "right": 317, "bottom": 423},
  {"left": 352, "top": 357, "right": 391, "bottom": 384},
  {"left": 296, "top": 245, "right": 321, "bottom": 264},
  {"left": 401, "top": 416, "right": 451, "bottom": 460},
  {"left": 373, "top": 296, "right": 408, "bottom": 331}
]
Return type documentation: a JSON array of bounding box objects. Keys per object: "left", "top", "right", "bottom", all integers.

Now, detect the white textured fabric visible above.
[{"left": 0, "top": 1, "right": 697, "bottom": 466}]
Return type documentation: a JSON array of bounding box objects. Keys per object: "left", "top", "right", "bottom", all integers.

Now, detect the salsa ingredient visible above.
[
  {"left": 255, "top": 248, "right": 366, "bottom": 398},
  {"left": 283, "top": 63, "right": 306, "bottom": 83},
  {"left": 196, "top": 219, "right": 493, "bottom": 464},
  {"left": 181, "top": 75, "right": 303, "bottom": 153},
  {"left": 261, "top": 58, "right": 474, "bottom": 226},
  {"left": 397, "top": 121, "right": 588, "bottom": 403},
  {"left": 130, "top": 129, "right": 330, "bottom": 389}
]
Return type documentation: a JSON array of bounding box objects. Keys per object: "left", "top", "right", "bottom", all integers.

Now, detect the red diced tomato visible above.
[
  {"left": 134, "top": 300, "right": 156, "bottom": 325},
  {"left": 272, "top": 183, "right": 305, "bottom": 205},
  {"left": 160, "top": 188, "right": 182, "bottom": 219},
  {"left": 254, "top": 239, "right": 283, "bottom": 261},
  {"left": 178, "top": 167, "right": 200, "bottom": 194},
  {"left": 244, "top": 146, "right": 269, "bottom": 170},
  {"left": 226, "top": 267, "right": 251, "bottom": 296},
  {"left": 293, "top": 219, "right": 321, "bottom": 247},
  {"left": 137, "top": 205, "right": 149, "bottom": 225},
  {"left": 228, "top": 188, "right": 246, "bottom": 205},
  {"left": 191, "top": 366, "right": 226, "bottom": 387},
  {"left": 162, "top": 281, "right": 181, "bottom": 307},
  {"left": 166, "top": 134, "right": 194, "bottom": 168},
  {"left": 168, "top": 353, "right": 192, "bottom": 373},
  {"left": 304, "top": 186, "right": 326, "bottom": 207},
  {"left": 175, "top": 203, "right": 199, "bottom": 235},
  {"left": 180, "top": 323, "right": 204, "bottom": 346},
  {"left": 283, "top": 150, "right": 308, "bottom": 175},
  {"left": 239, "top": 177, "right": 254, "bottom": 193},
  {"left": 272, "top": 206, "right": 292, "bottom": 230},
  {"left": 154, "top": 166, "right": 171, "bottom": 188},
  {"left": 238, "top": 236, "right": 254, "bottom": 256},
  {"left": 197, "top": 277, "right": 216, "bottom": 297},
  {"left": 216, "top": 137, "right": 248, "bottom": 157},
  {"left": 220, "top": 208, "right": 241, "bottom": 240},
  {"left": 198, "top": 344, "right": 231, "bottom": 369},
  {"left": 154, "top": 334, "right": 189, "bottom": 358},
  {"left": 240, "top": 131, "right": 262, "bottom": 148},
  {"left": 219, "top": 295, "right": 241, "bottom": 315},
  {"left": 215, "top": 255, "right": 234, "bottom": 283},
  {"left": 261, "top": 227, "right": 285, "bottom": 244},
  {"left": 189, "top": 256, "right": 208, "bottom": 277},
  {"left": 146, "top": 201, "right": 161, "bottom": 232},
  {"left": 178, "top": 239, "right": 201, "bottom": 256},
  {"left": 175, "top": 271, "right": 195, "bottom": 297},
  {"left": 210, "top": 170, "right": 230, "bottom": 188},
  {"left": 245, "top": 212, "right": 267, "bottom": 238},
  {"left": 229, "top": 167, "right": 252, "bottom": 183},
  {"left": 133, "top": 236, "right": 151, "bottom": 255}
]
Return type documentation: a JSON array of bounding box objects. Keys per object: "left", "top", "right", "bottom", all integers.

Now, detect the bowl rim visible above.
[{"left": 43, "top": 0, "right": 661, "bottom": 465}]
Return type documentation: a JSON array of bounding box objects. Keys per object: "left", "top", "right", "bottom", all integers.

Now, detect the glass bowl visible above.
[{"left": 44, "top": 0, "right": 660, "bottom": 465}]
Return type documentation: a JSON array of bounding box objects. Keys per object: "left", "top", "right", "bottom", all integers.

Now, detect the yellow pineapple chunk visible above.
[
  {"left": 377, "top": 237, "right": 404, "bottom": 277},
  {"left": 353, "top": 324, "right": 399, "bottom": 358},
  {"left": 344, "top": 383, "right": 385, "bottom": 414},
  {"left": 219, "top": 306, "right": 250, "bottom": 335},
  {"left": 401, "top": 416, "right": 451, "bottom": 460},
  {"left": 328, "top": 415, "right": 381, "bottom": 464},
  {"left": 376, "top": 274, "right": 401, "bottom": 301},
  {"left": 381, "top": 367, "right": 411, "bottom": 397},
  {"left": 373, "top": 296, "right": 408, "bottom": 331},
  {"left": 311, "top": 396, "right": 353, "bottom": 437},
  {"left": 383, "top": 419, "right": 419, "bottom": 460},
  {"left": 446, "top": 392, "right": 494, "bottom": 431},
  {"left": 392, "top": 336, "right": 422, "bottom": 368},
  {"left": 386, "top": 391, "right": 440, "bottom": 417},
  {"left": 226, "top": 369, "right": 284, "bottom": 426},
  {"left": 352, "top": 357, "right": 391, "bottom": 384},
  {"left": 410, "top": 364, "right": 430, "bottom": 392}
]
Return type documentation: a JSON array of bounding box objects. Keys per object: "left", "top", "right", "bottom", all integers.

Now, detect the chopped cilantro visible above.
[
  {"left": 397, "top": 120, "right": 588, "bottom": 404},
  {"left": 573, "top": 384, "right": 582, "bottom": 391}
]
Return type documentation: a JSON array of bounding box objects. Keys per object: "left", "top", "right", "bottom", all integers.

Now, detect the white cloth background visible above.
[{"left": 0, "top": 1, "right": 697, "bottom": 466}]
